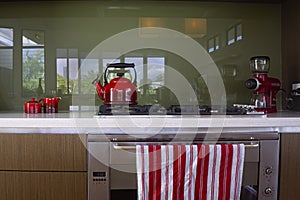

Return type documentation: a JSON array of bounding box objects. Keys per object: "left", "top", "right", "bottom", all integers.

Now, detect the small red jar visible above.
[{"left": 24, "top": 98, "right": 42, "bottom": 114}]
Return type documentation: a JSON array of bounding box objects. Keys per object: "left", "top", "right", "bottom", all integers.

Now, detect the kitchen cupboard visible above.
[
  {"left": 279, "top": 133, "right": 300, "bottom": 199},
  {"left": 0, "top": 134, "right": 87, "bottom": 200}
]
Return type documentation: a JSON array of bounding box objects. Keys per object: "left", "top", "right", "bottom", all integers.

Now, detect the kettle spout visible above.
[{"left": 92, "top": 75, "right": 105, "bottom": 100}]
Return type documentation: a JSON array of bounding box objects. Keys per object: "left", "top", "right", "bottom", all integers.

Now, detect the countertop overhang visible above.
[{"left": 0, "top": 111, "right": 299, "bottom": 134}]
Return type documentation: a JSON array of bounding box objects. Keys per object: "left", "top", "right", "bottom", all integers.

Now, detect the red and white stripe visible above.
[{"left": 136, "top": 144, "right": 245, "bottom": 200}]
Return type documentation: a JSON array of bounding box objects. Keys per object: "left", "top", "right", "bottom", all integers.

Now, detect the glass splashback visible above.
[{"left": 0, "top": 1, "right": 281, "bottom": 111}]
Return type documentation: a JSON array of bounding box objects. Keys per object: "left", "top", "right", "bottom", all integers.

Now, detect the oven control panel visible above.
[{"left": 92, "top": 171, "right": 107, "bottom": 184}]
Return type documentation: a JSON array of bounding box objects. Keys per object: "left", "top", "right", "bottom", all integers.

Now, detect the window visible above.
[
  {"left": 0, "top": 28, "right": 13, "bottom": 47},
  {"left": 22, "top": 30, "right": 45, "bottom": 97},
  {"left": 208, "top": 35, "right": 220, "bottom": 53},
  {"left": 215, "top": 36, "right": 220, "bottom": 50},
  {"left": 0, "top": 27, "right": 13, "bottom": 95},
  {"left": 80, "top": 58, "right": 99, "bottom": 94},
  {"left": 147, "top": 57, "right": 165, "bottom": 86},
  {"left": 56, "top": 48, "right": 79, "bottom": 95},
  {"left": 227, "top": 27, "right": 235, "bottom": 45},
  {"left": 227, "top": 23, "right": 243, "bottom": 46},
  {"left": 236, "top": 23, "right": 243, "bottom": 41},
  {"left": 102, "top": 56, "right": 165, "bottom": 90},
  {"left": 124, "top": 57, "right": 143, "bottom": 87},
  {"left": 59, "top": 53, "right": 165, "bottom": 97},
  {"left": 102, "top": 58, "right": 121, "bottom": 84}
]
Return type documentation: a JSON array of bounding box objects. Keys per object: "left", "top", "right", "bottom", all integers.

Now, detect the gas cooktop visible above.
[{"left": 97, "top": 104, "right": 261, "bottom": 115}]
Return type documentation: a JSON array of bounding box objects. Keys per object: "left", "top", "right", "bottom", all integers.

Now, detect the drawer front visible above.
[
  {"left": 0, "top": 171, "right": 87, "bottom": 200},
  {"left": 0, "top": 134, "right": 87, "bottom": 171}
]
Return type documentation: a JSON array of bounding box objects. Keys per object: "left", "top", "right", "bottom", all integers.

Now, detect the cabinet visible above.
[
  {"left": 0, "top": 134, "right": 87, "bottom": 200},
  {"left": 279, "top": 133, "right": 300, "bottom": 200}
]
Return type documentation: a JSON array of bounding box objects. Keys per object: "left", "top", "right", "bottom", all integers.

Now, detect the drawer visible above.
[
  {"left": 0, "top": 134, "right": 87, "bottom": 171},
  {"left": 0, "top": 171, "right": 87, "bottom": 200}
]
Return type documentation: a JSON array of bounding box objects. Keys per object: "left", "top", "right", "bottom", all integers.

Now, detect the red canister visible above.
[
  {"left": 24, "top": 98, "right": 42, "bottom": 114},
  {"left": 41, "top": 97, "right": 61, "bottom": 113}
]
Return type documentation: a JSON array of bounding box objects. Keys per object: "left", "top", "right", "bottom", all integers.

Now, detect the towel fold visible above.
[{"left": 136, "top": 144, "right": 245, "bottom": 200}]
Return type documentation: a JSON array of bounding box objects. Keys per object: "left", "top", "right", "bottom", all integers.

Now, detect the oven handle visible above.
[{"left": 113, "top": 143, "right": 259, "bottom": 150}]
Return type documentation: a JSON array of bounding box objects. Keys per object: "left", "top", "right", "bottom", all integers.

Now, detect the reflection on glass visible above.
[
  {"left": 80, "top": 59, "right": 99, "bottom": 94},
  {"left": 227, "top": 27, "right": 235, "bottom": 45},
  {"left": 0, "top": 27, "right": 13, "bottom": 100},
  {"left": 22, "top": 29, "right": 45, "bottom": 97},
  {"left": 124, "top": 57, "right": 143, "bottom": 86},
  {"left": 56, "top": 48, "right": 79, "bottom": 94},
  {"left": 0, "top": 49, "right": 13, "bottom": 70},
  {"left": 69, "top": 58, "right": 78, "bottom": 94},
  {"left": 0, "top": 28, "right": 13, "bottom": 47},
  {"left": 0, "top": 1, "right": 281, "bottom": 109},
  {"left": 208, "top": 38, "right": 215, "bottom": 53},
  {"left": 22, "top": 48, "right": 45, "bottom": 97},
  {"left": 22, "top": 30, "right": 44, "bottom": 46},
  {"left": 57, "top": 58, "right": 67, "bottom": 95},
  {"left": 184, "top": 18, "right": 207, "bottom": 38},
  {"left": 215, "top": 36, "right": 220, "bottom": 50},
  {"left": 237, "top": 23, "right": 243, "bottom": 41},
  {"left": 103, "top": 58, "right": 121, "bottom": 70},
  {"left": 147, "top": 57, "right": 165, "bottom": 86},
  {"left": 102, "top": 58, "right": 121, "bottom": 83},
  {"left": 147, "top": 57, "right": 164, "bottom": 95}
]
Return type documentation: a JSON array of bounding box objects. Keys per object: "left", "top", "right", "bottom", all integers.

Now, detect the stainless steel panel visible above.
[
  {"left": 110, "top": 166, "right": 137, "bottom": 190},
  {"left": 110, "top": 141, "right": 259, "bottom": 164},
  {"left": 258, "top": 140, "right": 279, "bottom": 200},
  {"left": 88, "top": 142, "right": 110, "bottom": 200},
  {"left": 88, "top": 131, "right": 279, "bottom": 200}
]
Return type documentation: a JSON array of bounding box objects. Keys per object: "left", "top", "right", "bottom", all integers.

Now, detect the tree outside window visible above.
[{"left": 22, "top": 30, "right": 45, "bottom": 98}]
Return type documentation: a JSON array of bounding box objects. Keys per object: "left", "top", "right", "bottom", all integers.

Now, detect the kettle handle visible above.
[
  {"left": 104, "top": 63, "right": 137, "bottom": 85},
  {"left": 107, "top": 63, "right": 135, "bottom": 69}
]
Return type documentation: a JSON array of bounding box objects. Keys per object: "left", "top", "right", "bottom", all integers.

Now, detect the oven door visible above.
[{"left": 88, "top": 135, "right": 279, "bottom": 200}]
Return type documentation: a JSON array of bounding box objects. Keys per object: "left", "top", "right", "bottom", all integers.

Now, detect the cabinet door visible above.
[
  {"left": 279, "top": 133, "right": 300, "bottom": 199},
  {"left": 0, "top": 171, "right": 87, "bottom": 200},
  {"left": 0, "top": 134, "right": 87, "bottom": 171}
]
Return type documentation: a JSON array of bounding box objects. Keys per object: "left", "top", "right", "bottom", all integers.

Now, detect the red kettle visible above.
[{"left": 93, "top": 63, "right": 138, "bottom": 105}]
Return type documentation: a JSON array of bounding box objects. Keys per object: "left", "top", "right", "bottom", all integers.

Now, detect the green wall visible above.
[{"left": 0, "top": 1, "right": 281, "bottom": 111}]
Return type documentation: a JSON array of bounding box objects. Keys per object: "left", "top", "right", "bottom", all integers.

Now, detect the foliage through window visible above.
[
  {"left": 56, "top": 48, "right": 79, "bottom": 95},
  {"left": 22, "top": 30, "right": 45, "bottom": 98}
]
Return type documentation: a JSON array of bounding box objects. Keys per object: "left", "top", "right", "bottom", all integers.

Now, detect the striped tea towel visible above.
[{"left": 136, "top": 144, "right": 245, "bottom": 200}]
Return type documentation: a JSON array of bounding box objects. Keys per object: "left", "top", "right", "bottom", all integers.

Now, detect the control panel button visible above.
[{"left": 265, "top": 167, "right": 273, "bottom": 175}]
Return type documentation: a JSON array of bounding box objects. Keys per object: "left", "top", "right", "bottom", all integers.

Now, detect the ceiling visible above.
[{"left": 0, "top": 0, "right": 283, "bottom": 3}]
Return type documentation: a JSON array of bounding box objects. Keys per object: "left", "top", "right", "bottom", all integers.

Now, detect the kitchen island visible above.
[
  {"left": 0, "top": 111, "right": 299, "bottom": 134},
  {"left": 0, "top": 111, "right": 299, "bottom": 200}
]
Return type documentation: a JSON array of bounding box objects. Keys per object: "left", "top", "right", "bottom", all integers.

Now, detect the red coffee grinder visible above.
[{"left": 245, "top": 56, "right": 281, "bottom": 113}]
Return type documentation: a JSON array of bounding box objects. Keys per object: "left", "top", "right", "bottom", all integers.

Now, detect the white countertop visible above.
[{"left": 0, "top": 111, "right": 299, "bottom": 134}]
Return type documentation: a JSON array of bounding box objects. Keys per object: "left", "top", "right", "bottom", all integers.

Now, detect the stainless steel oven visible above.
[{"left": 88, "top": 128, "right": 279, "bottom": 200}]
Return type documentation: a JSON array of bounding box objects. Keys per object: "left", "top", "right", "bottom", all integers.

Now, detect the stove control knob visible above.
[
  {"left": 264, "top": 187, "right": 272, "bottom": 195},
  {"left": 265, "top": 167, "right": 273, "bottom": 175}
]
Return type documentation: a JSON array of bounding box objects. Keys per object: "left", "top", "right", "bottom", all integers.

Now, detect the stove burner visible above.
[{"left": 98, "top": 104, "right": 248, "bottom": 115}]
